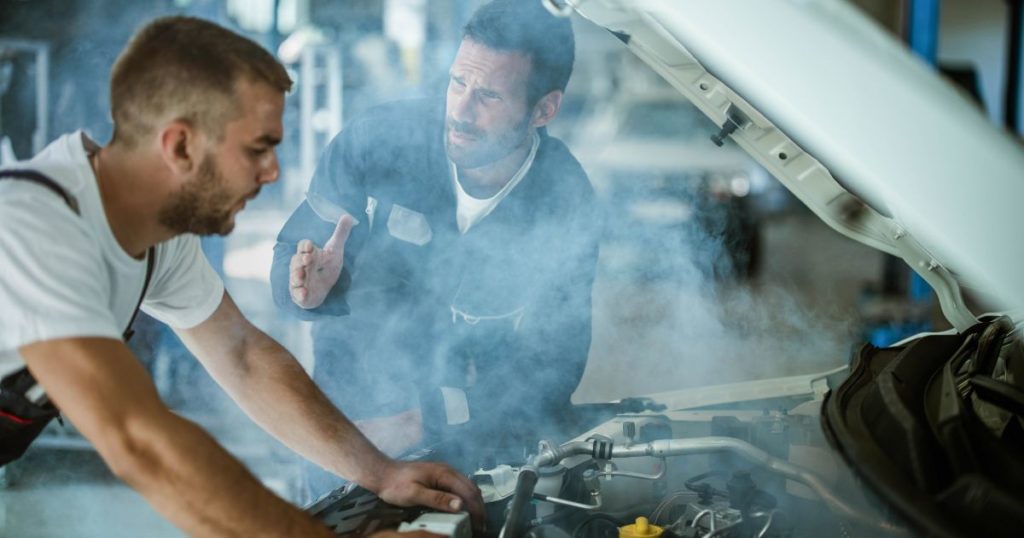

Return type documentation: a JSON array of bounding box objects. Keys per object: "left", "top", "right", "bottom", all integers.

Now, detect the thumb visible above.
[
  {"left": 324, "top": 214, "right": 355, "bottom": 254},
  {"left": 415, "top": 488, "right": 464, "bottom": 514}
]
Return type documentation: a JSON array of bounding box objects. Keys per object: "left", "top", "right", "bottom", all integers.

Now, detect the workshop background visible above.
[{"left": 1, "top": 0, "right": 1020, "bottom": 535}]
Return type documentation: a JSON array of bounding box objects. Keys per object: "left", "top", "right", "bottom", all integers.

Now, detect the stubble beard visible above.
[
  {"left": 157, "top": 154, "right": 237, "bottom": 236},
  {"left": 445, "top": 113, "right": 531, "bottom": 170}
]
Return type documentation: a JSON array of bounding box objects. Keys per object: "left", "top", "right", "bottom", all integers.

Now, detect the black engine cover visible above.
[{"left": 822, "top": 317, "right": 1024, "bottom": 537}]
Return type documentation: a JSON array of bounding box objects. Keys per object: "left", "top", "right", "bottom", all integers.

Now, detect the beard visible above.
[
  {"left": 157, "top": 154, "right": 240, "bottom": 236},
  {"left": 445, "top": 113, "right": 531, "bottom": 169}
]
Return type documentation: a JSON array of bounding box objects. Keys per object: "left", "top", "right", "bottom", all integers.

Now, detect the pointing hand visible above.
[{"left": 289, "top": 214, "right": 354, "bottom": 309}]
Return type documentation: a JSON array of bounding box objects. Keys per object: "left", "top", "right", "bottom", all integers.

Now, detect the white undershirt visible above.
[{"left": 451, "top": 131, "right": 539, "bottom": 234}]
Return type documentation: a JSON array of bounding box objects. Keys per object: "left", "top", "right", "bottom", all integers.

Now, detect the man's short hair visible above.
[
  {"left": 462, "top": 0, "right": 575, "bottom": 107},
  {"left": 109, "top": 16, "right": 292, "bottom": 148}
]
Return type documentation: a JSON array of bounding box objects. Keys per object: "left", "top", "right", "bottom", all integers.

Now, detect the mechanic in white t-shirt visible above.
[{"left": 0, "top": 16, "right": 482, "bottom": 537}]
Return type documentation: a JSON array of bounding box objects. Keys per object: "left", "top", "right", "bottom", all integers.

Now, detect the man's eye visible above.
[
  {"left": 480, "top": 92, "right": 500, "bottom": 101},
  {"left": 249, "top": 147, "right": 269, "bottom": 157}
]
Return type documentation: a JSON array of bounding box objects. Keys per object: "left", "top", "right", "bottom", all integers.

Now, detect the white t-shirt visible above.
[
  {"left": 451, "top": 131, "right": 539, "bottom": 234},
  {"left": 0, "top": 131, "right": 224, "bottom": 378}
]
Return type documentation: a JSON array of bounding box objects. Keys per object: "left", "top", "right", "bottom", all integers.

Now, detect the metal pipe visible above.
[
  {"left": 590, "top": 460, "right": 666, "bottom": 481},
  {"left": 533, "top": 440, "right": 595, "bottom": 467},
  {"left": 535, "top": 436, "right": 906, "bottom": 535},
  {"left": 532, "top": 492, "right": 602, "bottom": 511},
  {"left": 610, "top": 437, "right": 902, "bottom": 533},
  {"left": 690, "top": 509, "right": 716, "bottom": 532},
  {"left": 701, "top": 511, "right": 772, "bottom": 538},
  {"left": 755, "top": 510, "right": 777, "bottom": 538},
  {"left": 703, "top": 517, "right": 743, "bottom": 538}
]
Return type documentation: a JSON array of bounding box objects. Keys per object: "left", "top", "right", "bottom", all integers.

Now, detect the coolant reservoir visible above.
[{"left": 619, "top": 517, "right": 663, "bottom": 538}]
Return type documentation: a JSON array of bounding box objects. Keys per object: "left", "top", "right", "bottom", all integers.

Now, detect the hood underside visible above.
[
  {"left": 565, "top": 0, "right": 1024, "bottom": 329},
  {"left": 554, "top": 1, "right": 1024, "bottom": 536}
]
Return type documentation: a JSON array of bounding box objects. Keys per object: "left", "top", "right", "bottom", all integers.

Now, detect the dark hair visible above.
[
  {"left": 463, "top": 0, "right": 575, "bottom": 107},
  {"left": 110, "top": 16, "right": 292, "bottom": 148}
]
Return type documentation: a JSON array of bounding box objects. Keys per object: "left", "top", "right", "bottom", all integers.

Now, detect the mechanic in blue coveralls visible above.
[{"left": 271, "top": 0, "right": 599, "bottom": 495}]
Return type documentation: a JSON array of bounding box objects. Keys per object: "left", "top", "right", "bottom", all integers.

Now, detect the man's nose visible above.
[
  {"left": 261, "top": 151, "right": 280, "bottom": 185},
  {"left": 449, "top": 91, "right": 476, "bottom": 124}
]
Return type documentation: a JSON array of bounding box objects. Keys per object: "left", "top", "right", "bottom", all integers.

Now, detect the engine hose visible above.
[
  {"left": 613, "top": 438, "right": 905, "bottom": 534},
  {"left": 500, "top": 465, "right": 539, "bottom": 538},
  {"left": 533, "top": 436, "right": 908, "bottom": 536}
]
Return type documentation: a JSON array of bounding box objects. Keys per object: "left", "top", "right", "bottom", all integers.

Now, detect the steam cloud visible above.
[{"left": 0, "top": 3, "right": 866, "bottom": 536}]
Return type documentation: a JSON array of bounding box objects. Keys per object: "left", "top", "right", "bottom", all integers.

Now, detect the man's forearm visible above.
[
  {"left": 210, "top": 329, "right": 390, "bottom": 490},
  {"left": 179, "top": 293, "right": 387, "bottom": 489},
  {"left": 106, "top": 409, "right": 333, "bottom": 537},
  {"left": 212, "top": 332, "right": 487, "bottom": 527},
  {"left": 20, "top": 336, "right": 336, "bottom": 537}
]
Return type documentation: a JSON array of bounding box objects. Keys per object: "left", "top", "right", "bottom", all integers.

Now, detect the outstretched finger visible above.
[
  {"left": 297, "top": 239, "right": 314, "bottom": 254},
  {"left": 324, "top": 214, "right": 355, "bottom": 253}
]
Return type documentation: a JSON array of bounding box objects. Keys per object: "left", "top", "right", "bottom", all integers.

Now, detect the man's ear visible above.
[
  {"left": 530, "top": 90, "right": 563, "bottom": 129},
  {"left": 158, "top": 120, "right": 201, "bottom": 176}
]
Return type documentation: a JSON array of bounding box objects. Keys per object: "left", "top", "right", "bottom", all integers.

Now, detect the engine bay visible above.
[
  {"left": 308, "top": 376, "right": 908, "bottom": 538},
  {"left": 307, "top": 315, "right": 1024, "bottom": 538}
]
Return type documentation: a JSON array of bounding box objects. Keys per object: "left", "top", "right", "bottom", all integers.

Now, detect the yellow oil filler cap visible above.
[{"left": 619, "top": 517, "right": 663, "bottom": 538}]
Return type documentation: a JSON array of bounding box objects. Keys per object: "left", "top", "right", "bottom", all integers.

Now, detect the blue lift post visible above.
[
  {"left": 1006, "top": 0, "right": 1023, "bottom": 134},
  {"left": 864, "top": 0, "right": 941, "bottom": 347},
  {"left": 908, "top": 0, "right": 941, "bottom": 64},
  {"left": 906, "top": 0, "right": 942, "bottom": 305}
]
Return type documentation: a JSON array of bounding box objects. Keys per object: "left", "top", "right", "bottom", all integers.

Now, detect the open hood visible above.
[{"left": 558, "top": 0, "right": 1024, "bottom": 330}]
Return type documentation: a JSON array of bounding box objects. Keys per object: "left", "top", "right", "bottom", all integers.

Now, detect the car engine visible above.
[{"left": 308, "top": 377, "right": 908, "bottom": 538}]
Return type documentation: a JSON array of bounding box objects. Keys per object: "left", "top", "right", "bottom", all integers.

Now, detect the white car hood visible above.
[{"left": 563, "top": 0, "right": 1024, "bottom": 329}]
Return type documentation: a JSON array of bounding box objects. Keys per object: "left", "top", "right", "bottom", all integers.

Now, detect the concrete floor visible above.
[{"left": 0, "top": 206, "right": 887, "bottom": 537}]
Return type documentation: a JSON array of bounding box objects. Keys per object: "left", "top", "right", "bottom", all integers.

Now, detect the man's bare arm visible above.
[
  {"left": 19, "top": 337, "right": 335, "bottom": 537},
  {"left": 176, "top": 292, "right": 484, "bottom": 526}
]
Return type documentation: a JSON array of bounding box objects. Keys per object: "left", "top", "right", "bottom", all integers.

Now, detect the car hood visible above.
[
  {"left": 563, "top": 0, "right": 1024, "bottom": 330},
  {"left": 584, "top": 138, "right": 753, "bottom": 173}
]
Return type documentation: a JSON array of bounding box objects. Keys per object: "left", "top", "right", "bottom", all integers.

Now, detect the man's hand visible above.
[
  {"left": 289, "top": 214, "right": 354, "bottom": 309},
  {"left": 374, "top": 460, "right": 486, "bottom": 532}
]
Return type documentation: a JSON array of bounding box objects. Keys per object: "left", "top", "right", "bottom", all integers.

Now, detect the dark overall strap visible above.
[
  {"left": 0, "top": 169, "right": 80, "bottom": 215},
  {"left": 123, "top": 247, "right": 156, "bottom": 341},
  {"left": 0, "top": 168, "right": 156, "bottom": 341},
  {"left": 0, "top": 168, "right": 154, "bottom": 461}
]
